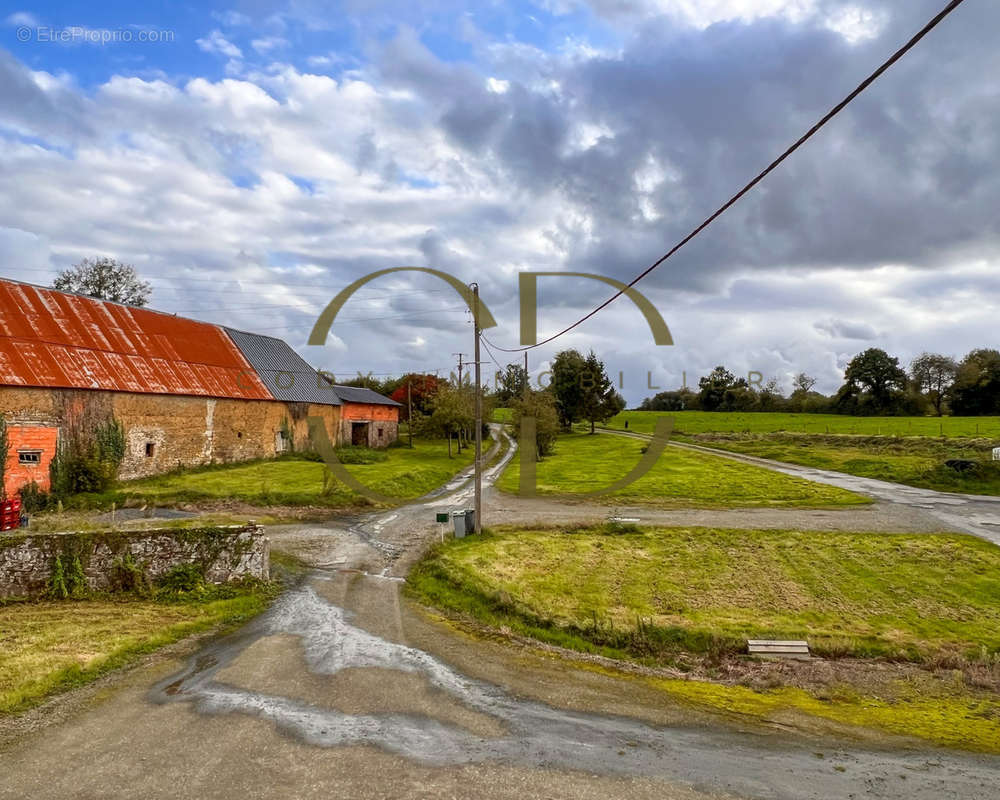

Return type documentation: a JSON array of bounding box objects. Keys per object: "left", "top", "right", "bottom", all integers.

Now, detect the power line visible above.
[
  {"left": 484, "top": 0, "right": 968, "bottom": 353},
  {"left": 479, "top": 335, "right": 505, "bottom": 372}
]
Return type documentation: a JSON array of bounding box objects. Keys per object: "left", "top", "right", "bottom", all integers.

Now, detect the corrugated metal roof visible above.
[
  {"left": 224, "top": 328, "right": 342, "bottom": 407},
  {"left": 0, "top": 279, "right": 272, "bottom": 401},
  {"left": 328, "top": 383, "right": 402, "bottom": 407}
]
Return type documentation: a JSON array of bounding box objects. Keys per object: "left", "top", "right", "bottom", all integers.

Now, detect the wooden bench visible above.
[{"left": 747, "top": 639, "right": 811, "bottom": 660}]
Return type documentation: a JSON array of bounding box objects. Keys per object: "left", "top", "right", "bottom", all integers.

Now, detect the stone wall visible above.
[
  {"left": 0, "top": 387, "right": 342, "bottom": 491},
  {"left": 0, "top": 524, "right": 269, "bottom": 598},
  {"left": 339, "top": 402, "right": 400, "bottom": 448}
]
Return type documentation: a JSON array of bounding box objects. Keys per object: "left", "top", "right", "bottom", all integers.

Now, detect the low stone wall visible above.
[{"left": 0, "top": 524, "right": 269, "bottom": 598}]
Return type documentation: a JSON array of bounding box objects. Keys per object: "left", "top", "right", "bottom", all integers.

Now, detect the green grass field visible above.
[
  {"left": 411, "top": 525, "right": 1000, "bottom": 662},
  {"left": 497, "top": 431, "right": 865, "bottom": 507},
  {"left": 112, "top": 438, "right": 478, "bottom": 509},
  {"left": 407, "top": 525, "right": 1000, "bottom": 751},
  {"left": 688, "top": 433, "right": 1000, "bottom": 495},
  {"left": 0, "top": 584, "right": 276, "bottom": 714},
  {"left": 607, "top": 410, "right": 1000, "bottom": 438}
]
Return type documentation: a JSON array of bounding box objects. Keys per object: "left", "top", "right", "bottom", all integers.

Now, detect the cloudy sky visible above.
[{"left": 1, "top": 0, "right": 996, "bottom": 404}]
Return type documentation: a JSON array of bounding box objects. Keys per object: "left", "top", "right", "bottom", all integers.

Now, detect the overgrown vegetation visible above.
[{"left": 497, "top": 431, "right": 865, "bottom": 507}]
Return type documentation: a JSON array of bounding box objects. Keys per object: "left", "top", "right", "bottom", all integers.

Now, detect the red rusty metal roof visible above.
[{"left": 0, "top": 278, "right": 272, "bottom": 400}]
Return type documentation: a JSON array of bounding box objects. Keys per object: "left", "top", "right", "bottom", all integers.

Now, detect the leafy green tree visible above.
[
  {"left": 950, "top": 349, "right": 1000, "bottom": 416},
  {"left": 510, "top": 389, "right": 560, "bottom": 458},
  {"left": 422, "top": 381, "right": 473, "bottom": 457},
  {"left": 494, "top": 364, "right": 529, "bottom": 405},
  {"left": 53, "top": 257, "right": 151, "bottom": 306},
  {"left": 909, "top": 353, "right": 958, "bottom": 416},
  {"left": 838, "top": 348, "right": 908, "bottom": 414},
  {"left": 550, "top": 349, "right": 588, "bottom": 430},
  {"left": 638, "top": 390, "right": 692, "bottom": 411},
  {"left": 580, "top": 351, "right": 624, "bottom": 433},
  {"left": 697, "top": 366, "right": 750, "bottom": 411}
]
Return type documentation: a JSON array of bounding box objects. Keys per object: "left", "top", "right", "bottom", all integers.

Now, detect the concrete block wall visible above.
[{"left": 0, "top": 524, "right": 269, "bottom": 598}]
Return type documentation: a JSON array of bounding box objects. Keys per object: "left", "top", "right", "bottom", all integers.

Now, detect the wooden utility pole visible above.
[
  {"left": 453, "top": 353, "right": 464, "bottom": 385},
  {"left": 407, "top": 382, "right": 413, "bottom": 448},
  {"left": 524, "top": 351, "right": 529, "bottom": 399},
  {"left": 472, "top": 283, "right": 482, "bottom": 534}
]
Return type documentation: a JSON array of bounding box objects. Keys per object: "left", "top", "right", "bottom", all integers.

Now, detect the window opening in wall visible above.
[
  {"left": 237, "top": 431, "right": 243, "bottom": 439},
  {"left": 18, "top": 450, "right": 42, "bottom": 465},
  {"left": 145, "top": 442, "right": 156, "bottom": 458},
  {"left": 378, "top": 428, "right": 383, "bottom": 440}
]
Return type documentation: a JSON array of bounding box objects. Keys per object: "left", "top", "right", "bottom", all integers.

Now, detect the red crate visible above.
[{"left": 1, "top": 498, "right": 21, "bottom": 513}]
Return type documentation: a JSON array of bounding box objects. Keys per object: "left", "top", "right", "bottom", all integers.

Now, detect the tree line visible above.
[
  {"left": 347, "top": 349, "right": 623, "bottom": 459},
  {"left": 639, "top": 348, "right": 1000, "bottom": 416}
]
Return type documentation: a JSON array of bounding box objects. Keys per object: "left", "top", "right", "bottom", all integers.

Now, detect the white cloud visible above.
[
  {"left": 823, "top": 4, "right": 887, "bottom": 44},
  {"left": 486, "top": 77, "right": 510, "bottom": 94},
  {"left": 196, "top": 29, "right": 243, "bottom": 59},
  {"left": 4, "top": 11, "right": 40, "bottom": 27},
  {"left": 251, "top": 36, "right": 289, "bottom": 55}
]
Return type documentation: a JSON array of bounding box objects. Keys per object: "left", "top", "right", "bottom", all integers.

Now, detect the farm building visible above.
[
  {"left": 0, "top": 277, "right": 399, "bottom": 498},
  {"left": 223, "top": 328, "right": 401, "bottom": 448}
]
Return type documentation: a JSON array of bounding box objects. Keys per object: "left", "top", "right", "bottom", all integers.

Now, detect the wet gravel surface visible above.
[{"left": 5, "top": 426, "right": 1000, "bottom": 799}]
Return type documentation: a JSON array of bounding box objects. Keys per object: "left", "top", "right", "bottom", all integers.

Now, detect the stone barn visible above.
[
  {"left": 326, "top": 383, "right": 402, "bottom": 448},
  {"left": 223, "top": 328, "right": 401, "bottom": 449},
  {"left": 0, "top": 278, "right": 394, "bottom": 498}
]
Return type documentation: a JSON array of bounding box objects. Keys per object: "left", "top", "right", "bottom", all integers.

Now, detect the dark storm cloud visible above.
[{"left": 373, "top": 0, "right": 1000, "bottom": 301}]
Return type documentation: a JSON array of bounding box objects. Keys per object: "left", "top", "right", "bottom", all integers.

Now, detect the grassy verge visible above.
[
  {"left": 52, "top": 438, "right": 480, "bottom": 512},
  {"left": 607, "top": 410, "right": 1000, "bottom": 438},
  {"left": 407, "top": 524, "right": 1000, "bottom": 751},
  {"left": 679, "top": 432, "right": 1000, "bottom": 495},
  {"left": 497, "top": 431, "right": 866, "bottom": 507},
  {"left": 0, "top": 580, "right": 278, "bottom": 714}
]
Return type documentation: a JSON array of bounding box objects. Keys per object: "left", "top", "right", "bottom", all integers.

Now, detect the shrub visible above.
[
  {"left": 332, "top": 445, "right": 388, "bottom": 464},
  {"left": 157, "top": 563, "right": 206, "bottom": 594},
  {"left": 110, "top": 552, "right": 149, "bottom": 594},
  {"left": 48, "top": 555, "right": 68, "bottom": 599},
  {"left": 18, "top": 481, "right": 50, "bottom": 513}
]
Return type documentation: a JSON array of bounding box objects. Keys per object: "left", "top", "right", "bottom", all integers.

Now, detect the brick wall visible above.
[
  {"left": 339, "top": 402, "right": 399, "bottom": 448},
  {"left": 0, "top": 524, "right": 269, "bottom": 598},
  {"left": 3, "top": 425, "right": 58, "bottom": 496}
]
